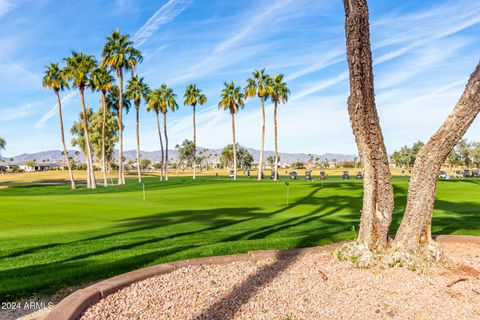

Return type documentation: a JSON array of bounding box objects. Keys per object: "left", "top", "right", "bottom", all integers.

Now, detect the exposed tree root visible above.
[{"left": 335, "top": 241, "right": 452, "bottom": 272}]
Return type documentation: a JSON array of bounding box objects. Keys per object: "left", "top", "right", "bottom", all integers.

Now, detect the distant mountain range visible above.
[{"left": 0, "top": 147, "right": 356, "bottom": 164}]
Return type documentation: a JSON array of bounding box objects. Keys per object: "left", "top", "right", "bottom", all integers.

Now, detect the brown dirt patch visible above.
[
  {"left": 0, "top": 185, "right": 9, "bottom": 189},
  {"left": 80, "top": 243, "right": 480, "bottom": 320}
]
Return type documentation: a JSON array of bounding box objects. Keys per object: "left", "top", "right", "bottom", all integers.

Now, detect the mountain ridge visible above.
[{"left": 0, "top": 148, "right": 356, "bottom": 164}]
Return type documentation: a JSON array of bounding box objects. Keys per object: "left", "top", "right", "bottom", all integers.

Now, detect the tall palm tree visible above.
[
  {"left": 90, "top": 67, "right": 115, "bottom": 186},
  {"left": 146, "top": 88, "right": 165, "bottom": 180},
  {"left": 126, "top": 75, "right": 150, "bottom": 182},
  {"left": 101, "top": 29, "right": 143, "bottom": 185},
  {"left": 63, "top": 51, "right": 98, "bottom": 189},
  {"left": 183, "top": 84, "right": 207, "bottom": 180},
  {"left": 158, "top": 84, "right": 178, "bottom": 181},
  {"left": 106, "top": 85, "right": 131, "bottom": 180},
  {"left": 218, "top": 81, "right": 245, "bottom": 180},
  {"left": 245, "top": 68, "right": 272, "bottom": 180},
  {"left": 267, "top": 74, "right": 290, "bottom": 181},
  {"left": 42, "top": 63, "right": 76, "bottom": 190}
]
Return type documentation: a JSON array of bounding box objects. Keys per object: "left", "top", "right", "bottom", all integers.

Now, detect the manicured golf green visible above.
[{"left": 0, "top": 176, "right": 479, "bottom": 302}]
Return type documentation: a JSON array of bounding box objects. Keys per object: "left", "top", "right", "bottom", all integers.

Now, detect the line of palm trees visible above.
[{"left": 43, "top": 29, "right": 290, "bottom": 189}]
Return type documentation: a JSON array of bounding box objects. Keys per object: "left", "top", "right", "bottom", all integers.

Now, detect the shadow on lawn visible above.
[
  {"left": 1, "top": 179, "right": 477, "bottom": 305},
  {"left": 0, "top": 182, "right": 361, "bottom": 302}
]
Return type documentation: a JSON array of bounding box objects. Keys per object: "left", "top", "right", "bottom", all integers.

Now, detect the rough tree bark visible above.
[
  {"left": 155, "top": 111, "right": 164, "bottom": 181},
  {"left": 193, "top": 103, "right": 197, "bottom": 180},
  {"left": 118, "top": 68, "right": 125, "bottom": 185},
  {"left": 135, "top": 102, "right": 142, "bottom": 183},
  {"left": 258, "top": 96, "right": 266, "bottom": 180},
  {"left": 231, "top": 112, "right": 237, "bottom": 180},
  {"left": 79, "top": 88, "right": 96, "bottom": 189},
  {"left": 163, "top": 112, "right": 169, "bottom": 181},
  {"left": 273, "top": 101, "right": 279, "bottom": 181},
  {"left": 101, "top": 91, "right": 108, "bottom": 187},
  {"left": 56, "top": 91, "right": 76, "bottom": 190},
  {"left": 394, "top": 63, "right": 480, "bottom": 253},
  {"left": 343, "top": 0, "right": 394, "bottom": 250}
]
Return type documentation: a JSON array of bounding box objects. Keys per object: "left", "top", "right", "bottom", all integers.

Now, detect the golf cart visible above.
[
  {"left": 228, "top": 170, "right": 235, "bottom": 178},
  {"left": 463, "top": 169, "right": 471, "bottom": 178},
  {"left": 320, "top": 171, "right": 327, "bottom": 180},
  {"left": 355, "top": 171, "right": 363, "bottom": 179},
  {"left": 472, "top": 169, "right": 479, "bottom": 178},
  {"left": 305, "top": 171, "right": 312, "bottom": 180},
  {"left": 271, "top": 171, "right": 279, "bottom": 180},
  {"left": 342, "top": 171, "right": 350, "bottom": 180},
  {"left": 290, "top": 171, "right": 297, "bottom": 180},
  {"left": 453, "top": 171, "right": 463, "bottom": 179},
  {"left": 439, "top": 171, "right": 448, "bottom": 179}
]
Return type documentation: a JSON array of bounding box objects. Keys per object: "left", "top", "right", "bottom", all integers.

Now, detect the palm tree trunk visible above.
[
  {"left": 56, "top": 91, "right": 76, "bottom": 190},
  {"left": 258, "top": 96, "right": 266, "bottom": 180},
  {"left": 343, "top": 0, "right": 392, "bottom": 249},
  {"left": 394, "top": 62, "right": 480, "bottom": 253},
  {"left": 135, "top": 103, "right": 141, "bottom": 183},
  {"left": 155, "top": 111, "right": 164, "bottom": 181},
  {"left": 79, "top": 89, "right": 96, "bottom": 189},
  {"left": 101, "top": 92, "right": 108, "bottom": 187},
  {"left": 118, "top": 68, "right": 125, "bottom": 185},
  {"left": 193, "top": 104, "right": 196, "bottom": 180},
  {"left": 232, "top": 112, "right": 237, "bottom": 180},
  {"left": 274, "top": 101, "right": 279, "bottom": 181},
  {"left": 163, "top": 112, "right": 169, "bottom": 181}
]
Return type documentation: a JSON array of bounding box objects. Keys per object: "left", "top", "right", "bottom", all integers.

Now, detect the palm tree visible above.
[
  {"left": 183, "top": 84, "right": 207, "bottom": 180},
  {"left": 126, "top": 75, "right": 150, "bottom": 182},
  {"left": 106, "top": 85, "right": 131, "bottom": 181},
  {"left": 90, "top": 67, "right": 114, "bottom": 186},
  {"left": 63, "top": 51, "right": 98, "bottom": 189},
  {"left": 218, "top": 81, "right": 245, "bottom": 180},
  {"left": 101, "top": 29, "right": 143, "bottom": 185},
  {"left": 156, "top": 85, "right": 178, "bottom": 181},
  {"left": 267, "top": 74, "right": 290, "bottom": 181},
  {"left": 146, "top": 88, "right": 165, "bottom": 180},
  {"left": 42, "top": 63, "right": 76, "bottom": 189},
  {"left": 158, "top": 85, "right": 178, "bottom": 181},
  {"left": 245, "top": 68, "right": 272, "bottom": 180}
]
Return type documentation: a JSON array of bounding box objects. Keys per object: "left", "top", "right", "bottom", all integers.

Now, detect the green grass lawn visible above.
[{"left": 0, "top": 176, "right": 479, "bottom": 302}]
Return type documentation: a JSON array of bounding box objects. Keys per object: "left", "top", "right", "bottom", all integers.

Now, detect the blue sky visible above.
[{"left": 1, "top": 0, "right": 480, "bottom": 157}]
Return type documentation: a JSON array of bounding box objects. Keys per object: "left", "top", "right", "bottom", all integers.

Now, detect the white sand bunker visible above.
[{"left": 81, "top": 243, "right": 480, "bottom": 320}]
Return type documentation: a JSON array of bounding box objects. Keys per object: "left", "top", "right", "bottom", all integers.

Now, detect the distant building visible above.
[
  {"left": 19, "top": 162, "right": 66, "bottom": 172},
  {"left": 0, "top": 163, "right": 19, "bottom": 173}
]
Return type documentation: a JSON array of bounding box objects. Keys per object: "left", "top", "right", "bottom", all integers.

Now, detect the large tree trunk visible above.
[
  {"left": 231, "top": 112, "right": 237, "bottom": 180},
  {"left": 273, "top": 101, "right": 279, "bottom": 181},
  {"left": 101, "top": 92, "right": 108, "bottom": 187},
  {"left": 135, "top": 102, "right": 142, "bottom": 183},
  {"left": 193, "top": 104, "right": 196, "bottom": 180},
  {"left": 79, "top": 89, "right": 96, "bottom": 189},
  {"left": 258, "top": 96, "right": 266, "bottom": 180},
  {"left": 56, "top": 91, "right": 76, "bottom": 190},
  {"left": 394, "top": 62, "right": 480, "bottom": 253},
  {"left": 343, "top": 0, "right": 393, "bottom": 250},
  {"left": 118, "top": 69, "right": 125, "bottom": 185},
  {"left": 163, "top": 112, "right": 169, "bottom": 181},
  {"left": 156, "top": 111, "right": 164, "bottom": 181}
]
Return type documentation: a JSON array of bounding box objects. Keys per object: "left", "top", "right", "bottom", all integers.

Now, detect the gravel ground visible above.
[{"left": 81, "top": 243, "right": 480, "bottom": 320}]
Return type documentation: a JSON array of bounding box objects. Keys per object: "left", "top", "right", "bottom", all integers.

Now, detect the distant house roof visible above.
[{"left": 20, "top": 162, "right": 66, "bottom": 167}]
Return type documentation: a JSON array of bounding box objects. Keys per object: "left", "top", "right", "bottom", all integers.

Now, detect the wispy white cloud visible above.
[
  {"left": 34, "top": 0, "right": 189, "bottom": 128},
  {"left": 0, "top": 0, "right": 15, "bottom": 17},
  {"left": 132, "top": 0, "right": 191, "bottom": 47},
  {"left": 33, "top": 92, "right": 77, "bottom": 128},
  {"left": 170, "top": 0, "right": 295, "bottom": 84},
  {"left": 0, "top": 101, "right": 41, "bottom": 122}
]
